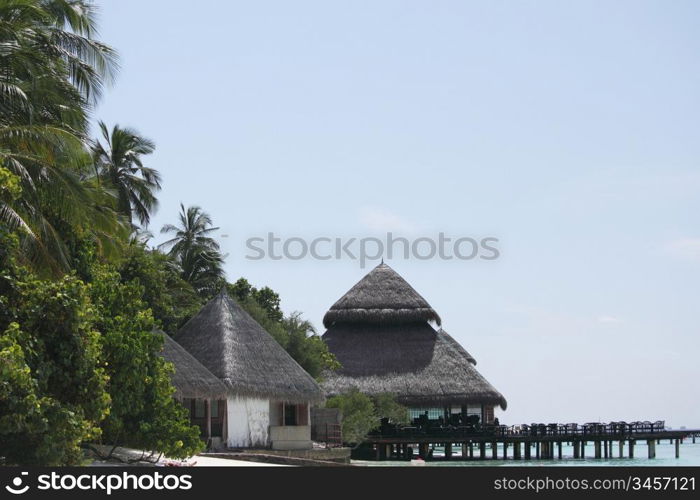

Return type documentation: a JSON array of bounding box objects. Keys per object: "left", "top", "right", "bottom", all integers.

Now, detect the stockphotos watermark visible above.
[
  {"left": 245, "top": 232, "right": 500, "bottom": 268},
  {"left": 3, "top": 470, "right": 192, "bottom": 496}
]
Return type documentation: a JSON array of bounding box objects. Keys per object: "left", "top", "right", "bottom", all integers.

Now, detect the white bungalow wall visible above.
[{"left": 226, "top": 395, "right": 270, "bottom": 448}]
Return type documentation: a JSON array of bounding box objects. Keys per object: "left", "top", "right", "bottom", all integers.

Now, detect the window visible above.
[
  {"left": 484, "top": 405, "right": 495, "bottom": 424},
  {"left": 408, "top": 408, "right": 444, "bottom": 421},
  {"left": 467, "top": 404, "right": 482, "bottom": 417},
  {"left": 211, "top": 400, "right": 219, "bottom": 418},
  {"left": 284, "top": 404, "right": 298, "bottom": 426},
  {"left": 194, "top": 400, "right": 205, "bottom": 418},
  {"left": 278, "top": 403, "right": 308, "bottom": 426}
]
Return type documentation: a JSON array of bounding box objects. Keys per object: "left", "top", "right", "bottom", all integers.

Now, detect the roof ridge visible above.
[{"left": 323, "top": 263, "right": 441, "bottom": 327}]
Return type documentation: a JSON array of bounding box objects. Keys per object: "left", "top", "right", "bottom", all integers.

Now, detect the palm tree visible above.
[
  {"left": 160, "top": 204, "right": 225, "bottom": 295},
  {"left": 0, "top": 1, "right": 118, "bottom": 129},
  {"left": 160, "top": 204, "right": 221, "bottom": 255},
  {"left": 0, "top": 0, "right": 125, "bottom": 272},
  {"left": 92, "top": 122, "right": 160, "bottom": 228},
  {"left": 177, "top": 244, "right": 226, "bottom": 296}
]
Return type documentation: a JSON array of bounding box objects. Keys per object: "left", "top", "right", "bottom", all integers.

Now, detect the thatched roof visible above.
[
  {"left": 439, "top": 328, "right": 476, "bottom": 365},
  {"left": 174, "top": 291, "right": 324, "bottom": 404},
  {"left": 321, "top": 322, "right": 507, "bottom": 409},
  {"left": 323, "top": 263, "right": 441, "bottom": 328},
  {"left": 156, "top": 330, "right": 229, "bottom": 400}
]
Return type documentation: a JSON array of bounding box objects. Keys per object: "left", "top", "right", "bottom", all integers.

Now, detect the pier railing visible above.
[{"left": 370, "top": 420, "right": 669, "bottom": 440}]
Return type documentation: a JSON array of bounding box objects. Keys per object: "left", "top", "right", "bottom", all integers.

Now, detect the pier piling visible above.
[
  {"left": 675, "top": 439, "right": 680, "bottom": 459},
  {"left": 647, "top": 440, "right": 655, "bottom": 459}
]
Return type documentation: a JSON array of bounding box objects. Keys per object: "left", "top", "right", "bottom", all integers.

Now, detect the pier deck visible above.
[{"left": 363, "top": 422, "right": 700, "bottom": 461}]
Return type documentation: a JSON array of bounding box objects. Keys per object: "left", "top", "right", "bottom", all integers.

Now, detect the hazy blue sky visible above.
[{"left": 95, "top": 0, "right": 699, "bottom": 426}]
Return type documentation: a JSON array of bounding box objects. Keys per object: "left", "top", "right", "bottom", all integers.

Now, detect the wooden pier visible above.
[{"left": 363, "top": 421, "right": 700, "bottom": 461}]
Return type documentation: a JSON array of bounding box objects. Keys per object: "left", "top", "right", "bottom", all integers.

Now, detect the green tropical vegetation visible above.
[
  {"left": 0, "top": 0, "right": 336, "bottom": 465},
  {"left": 326, "top": 389, "right": 408, "bottom": 445},
  {"left": 0, "top": 0, "right": 124, "bottom": 273},
  {"left": 159, "top": 203, "right": 225, "bottom": 297},
  {"left": 92, "top": 122, "right": 160, "bottom": 227},
  {"left": 228, "top": 278, "right": 340, "bottom": 378}
]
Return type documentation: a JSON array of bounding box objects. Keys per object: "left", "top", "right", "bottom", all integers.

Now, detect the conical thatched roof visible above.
[
  {"left": 156, "top": 330, "right": 229, "bottom": 400},
  {"left": 323, "top": 263, "right": 441, "bottom": 328},
  {"left": 174, "top": 291, "right": 324, "bottom": 404},
  {"left": 439, "top": 328, "right": 476, "bottom": 365},
  {"left": 321, "top": 323, "right": 506, "bottom": 409}
]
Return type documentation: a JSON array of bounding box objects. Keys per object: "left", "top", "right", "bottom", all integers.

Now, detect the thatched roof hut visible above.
[
  {"left": 321, "top": 263, "right": 506, "bottom": 410},
  {"left": 174, "top": 290, "right": 324, "bottom": 404},
  {"left": 323, "top": 262, "right": 441, "bottom": 327},
  {"left": 156, "top": 330, "right": 229, "bottom": 400}
]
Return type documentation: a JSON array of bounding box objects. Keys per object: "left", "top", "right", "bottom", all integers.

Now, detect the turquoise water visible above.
[{"left": 355, "top": 441, "right": 700, "bottom": 466}]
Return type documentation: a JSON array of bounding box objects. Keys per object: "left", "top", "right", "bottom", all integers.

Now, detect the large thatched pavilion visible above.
[
  {"left": 174, "top": 290, "right": 325, "bottom": 450},
  {"left": 321, "top": 263, "right": 506, "bottom": 425},
  {"left": 156, "top": 331, "right": 229, "bottom": 445}
]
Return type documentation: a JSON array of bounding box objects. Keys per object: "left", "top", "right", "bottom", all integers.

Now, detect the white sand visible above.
[
  {"left": 192, "top": 455, "right": 288, "bottom": 467},
  {"left": 87, "top": 445, "right": 288, "bottom": 467}
]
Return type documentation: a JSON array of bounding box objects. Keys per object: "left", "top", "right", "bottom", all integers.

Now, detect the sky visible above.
[{"left": 94, "top": 0, "right": 699, "bottom": 427}]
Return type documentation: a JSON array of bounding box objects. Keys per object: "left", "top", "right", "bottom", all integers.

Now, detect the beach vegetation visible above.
[
  {"left": 159, "top": 204, "right": 225, "bottom": 297},
  {"left": 326, "top": 389, "right": 408, "bottom": 445},
  {"left": 0, "top": 0, "right": 338, "bottom": 465},
  {"left": 92, "top": 122, "right": 160, "bottom": 228},
  {"left": 326, "top": 388, "right": 376, "bottom": 445}
]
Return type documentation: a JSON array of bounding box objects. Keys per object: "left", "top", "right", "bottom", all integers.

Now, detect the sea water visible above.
[{"left": 354, "top": 441, "right": 700, "bottom": 466}]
